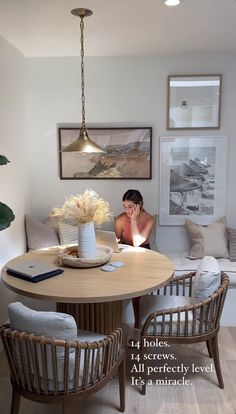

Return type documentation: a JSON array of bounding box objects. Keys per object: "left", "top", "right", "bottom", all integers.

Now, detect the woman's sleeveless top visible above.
[{"left": 121, "top": 214, "right": 150, "bottom": 247}]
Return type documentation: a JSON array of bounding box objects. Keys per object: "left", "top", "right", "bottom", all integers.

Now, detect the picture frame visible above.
[
  {"left": 159, "top": 136, "right": 227, "bottom": 225},
  {"left": 58, "top": 127, "right": 152, "bottom": 179},
  {"left": 167, "top": 74, "right": 222, "bottom": 130}
]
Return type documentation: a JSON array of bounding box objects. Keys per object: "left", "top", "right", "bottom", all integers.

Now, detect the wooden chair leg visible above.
[
  {"left": 141, "top": 382, "right": 146, "bottom": 396},
  {"left": 141, "top": 342, "right": 146, "bottom": 396},
  {"left": 132, "top": 297, "right": 141, "bottom": 329},
  {"left": 10, "top": 388, "right": 20, "bottom": 414},
  {"left": 206, "top": 339, "right": 213, "bottom": 358},
  {"left": 118, "top": 358, "right": 126, "bottom": 412},
  {"left": 211, "top": 334, "right": 224, "bottom": 389},
  {"left": 63, "top": 401, "right": 71, "bottom": 414}
]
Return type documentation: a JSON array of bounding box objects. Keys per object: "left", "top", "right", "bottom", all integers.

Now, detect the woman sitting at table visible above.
[
  {"left": 115, "top": 189, "right": 154, "bottom": 329},
  {"left": 115, "top": 189, "right": 154, "bottom": 249}
]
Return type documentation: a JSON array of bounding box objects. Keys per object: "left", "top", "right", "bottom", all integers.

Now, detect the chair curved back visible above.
[
  {"left": 139, "top": 272, "right": 229, "bottom": 393},
  {"left": 143, "top": 272, "right": 229, "bottom": 338},
  {"left": 0, "top": 325, "right": 125, "bottom": 409}
]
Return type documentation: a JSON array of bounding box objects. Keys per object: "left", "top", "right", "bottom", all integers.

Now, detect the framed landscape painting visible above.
[
  {"left": 58, "top": 127, "right": 152, "bottom": 179},
  {"left": 159, "top": 136, "right": 227, "bottom": 225}
]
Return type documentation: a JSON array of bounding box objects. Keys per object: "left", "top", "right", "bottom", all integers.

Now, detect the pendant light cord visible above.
[{"left": 80, "top": 16, "right": 86, "bottom": 130}]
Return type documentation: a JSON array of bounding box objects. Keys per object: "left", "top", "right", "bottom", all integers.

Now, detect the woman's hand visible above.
[{"left": 131, "top": 204, "right": 140, "bottom": 221}]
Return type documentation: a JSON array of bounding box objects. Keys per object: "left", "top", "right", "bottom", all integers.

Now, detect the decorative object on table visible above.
[
  {"left": 101, "top": 264, "right": 116, "bottom": 272},
  {"left": 51, "top": 189, "right": 112, "bottom": 260},
  {"left": 62, "top": 9, "right": 104, "bottom": 154},
  {"left": 0, "top": 155, "right": 15, "bottom": 231},
  {"left": 110, "top": 261, "right": 125, "bottom": 268},
  {"left": 167, "top": 74, "right": 222, "bottom": 129},
  {"left": 58, "top": 245, "right": 113, "bottom": 268},
  {"left": 159, "top": 136, "right": 227, "bottom": 225},
  {"left": 59, "top": 127, "right": 152, "bottom": 179},
  {"left": 100, "top": 261, "right": 125, "bottom": 272},
  {"left": 78, "top": 221, "right": 96, "bottom": 258}
]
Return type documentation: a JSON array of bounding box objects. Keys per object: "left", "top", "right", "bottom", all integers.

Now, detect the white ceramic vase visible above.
[{"left": 78, "top": 222, "right": 97, "bottom": 258}]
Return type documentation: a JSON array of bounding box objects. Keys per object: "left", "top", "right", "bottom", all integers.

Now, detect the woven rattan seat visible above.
[
  {"left": 138, "top": 272, "right": 229, "bottom": 395},
  {"left": 0, "top": 325, "right": 125, "bottom": 413}
]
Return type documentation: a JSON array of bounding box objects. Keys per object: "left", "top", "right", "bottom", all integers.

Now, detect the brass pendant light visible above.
[{"left": 63, "top": 8, "right": 104, "bottom": 153}]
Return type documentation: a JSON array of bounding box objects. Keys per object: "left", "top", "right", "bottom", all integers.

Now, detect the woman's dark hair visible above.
[{"left": 122, "top": 189, "right": 143, "bottom": 209}]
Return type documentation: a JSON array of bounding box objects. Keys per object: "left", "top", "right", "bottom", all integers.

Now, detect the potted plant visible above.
[{"left": 0, "top": 155, "right": 15, "bottom": 231}]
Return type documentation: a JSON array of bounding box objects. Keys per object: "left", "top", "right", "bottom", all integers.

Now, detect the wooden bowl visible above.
[{"left": 58, "top": 245, "right": 113, "bottom": 268}]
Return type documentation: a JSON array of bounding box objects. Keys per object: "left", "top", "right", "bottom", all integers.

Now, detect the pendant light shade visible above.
[
  {"left": 63, "top": 8, "right": 104, "bottom": 154},
  {"left": 63, "top": 128, "right": 104, "bottom": 153}
]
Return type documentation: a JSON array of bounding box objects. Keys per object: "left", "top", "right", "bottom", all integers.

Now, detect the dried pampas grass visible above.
[{"left": 50, "top": 189, "right": 112, "bottom": 226}]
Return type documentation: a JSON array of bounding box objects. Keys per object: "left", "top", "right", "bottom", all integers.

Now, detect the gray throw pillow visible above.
[
  {"left": 25, "top": 214, "right": 59, "bottom": 250},
  {"left": 8, "top": 302, "right": 78, "bottom": 384},
  {"left": 191, "top": 256, "right": 221, "bottom": 303},
  {"left": 8, "top": 301, "right": 77, "bottom": 340}
]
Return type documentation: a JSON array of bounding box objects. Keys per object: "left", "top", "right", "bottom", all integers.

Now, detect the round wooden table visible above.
[{"left": 1, "top": 245, "right": 174, "bottom": 334}]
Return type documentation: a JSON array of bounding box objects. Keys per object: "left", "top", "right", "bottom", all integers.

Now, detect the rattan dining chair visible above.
[
  {"left": 0, "top": 325, "right": 125, "bottom": 414},
  {"left": 139, "top": 272, "right": 229, "bottom": 394}
]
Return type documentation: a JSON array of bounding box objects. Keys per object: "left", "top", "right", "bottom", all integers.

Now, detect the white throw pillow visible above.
[
  {"left": 25, "top": 215, "right": 59, "bottom": 250},
  {"left": 58, "top": 221, "right": 78, "bottom": 245},
  {"left": 191, "top": 256, "right": 221, "bottom": 303}
]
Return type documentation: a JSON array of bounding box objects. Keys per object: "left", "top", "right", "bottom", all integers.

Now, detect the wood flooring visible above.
[{"left": 0, "top": 326, "right": 236, "bottom": 414}]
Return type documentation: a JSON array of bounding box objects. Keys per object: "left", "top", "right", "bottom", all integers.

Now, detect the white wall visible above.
[
  {"left": 0, "top": 49, "right": 235, "bottom": 326},
  {"left": 0, "top": 37, "right": 30, "bottom": 324},
  {"left": 26, "top": 53, "right": 236, "bottom": 251}
]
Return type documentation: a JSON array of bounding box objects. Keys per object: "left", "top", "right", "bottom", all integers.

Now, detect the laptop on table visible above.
[{"left": 95, "top": 230, "right": 120, "bottom": 253}]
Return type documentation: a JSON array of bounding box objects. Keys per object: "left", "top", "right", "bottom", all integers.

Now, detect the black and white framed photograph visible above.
[
  {"left": 159, "top": 136, "right": 227, "bottom": 225},
  {"left": 58, "top": 127, "right": 152, "bottom": 179}
]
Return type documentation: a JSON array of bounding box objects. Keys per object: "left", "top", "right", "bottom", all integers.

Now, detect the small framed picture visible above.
[{"left": 167, "top": 74, "right": 222, "bottom": 129}]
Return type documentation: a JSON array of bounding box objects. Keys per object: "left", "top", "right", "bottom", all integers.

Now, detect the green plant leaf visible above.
[
  {"left": 0, "top": 202, "right": 15, "bottom": 231},
  {"left": 0, "top": 155, "right": 10, "bottom": 165}
]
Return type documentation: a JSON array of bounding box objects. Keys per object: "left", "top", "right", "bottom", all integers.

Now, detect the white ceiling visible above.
[{"left": 0, "top": 0, "right": 236, "bottom": 57}]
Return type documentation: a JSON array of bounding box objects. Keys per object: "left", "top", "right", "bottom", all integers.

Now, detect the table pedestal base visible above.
[{"left": 57, "top": 301, "right": 122, "bottom": 335}]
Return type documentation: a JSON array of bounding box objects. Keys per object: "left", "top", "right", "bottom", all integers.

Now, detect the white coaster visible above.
[
  {"left": 101, "top": 264, "right": 116, "bottom": 272},
  {"left": 110, "top": 261, "right": 125, "bottom": 268}
]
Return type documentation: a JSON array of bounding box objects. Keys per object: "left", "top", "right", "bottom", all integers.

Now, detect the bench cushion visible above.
[
  {"left": 161, "top": 250, "right": 236, "bottom": 286},
  {"left": 139, "top": 295, "right": 198, "bottom": 335}
]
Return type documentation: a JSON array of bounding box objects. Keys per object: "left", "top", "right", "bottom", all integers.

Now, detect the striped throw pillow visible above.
[{"left": 228, "top": 228, "right": 236, "bottom": 262}]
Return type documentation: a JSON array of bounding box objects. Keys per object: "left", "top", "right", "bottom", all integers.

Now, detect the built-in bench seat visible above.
[
  {"left": 24, "top": 214, "right": 236, "bottom": 326},
  {"left": 160, "top": 250, "right": 236, "bottom": 286}
]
